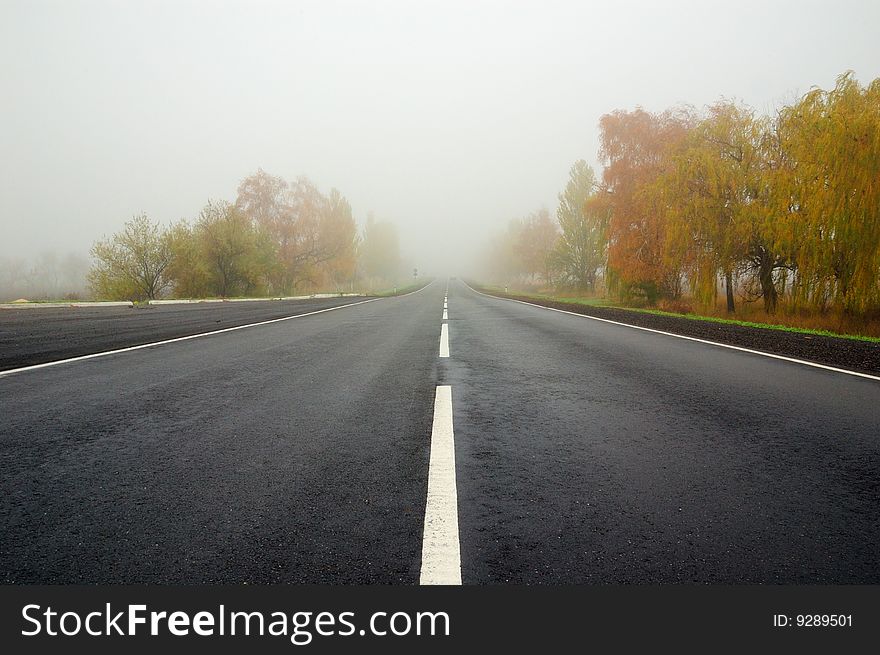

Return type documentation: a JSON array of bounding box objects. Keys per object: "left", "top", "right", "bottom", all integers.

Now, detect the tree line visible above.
[
  {"left": 488, "top": 71, "right": 880, "bottom": 317},
  {"left": 89, "top": 170, "right": 403, "bottom": 300}
]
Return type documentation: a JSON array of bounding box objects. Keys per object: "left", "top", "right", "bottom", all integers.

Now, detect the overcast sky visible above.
[{"left": 1, "top": 0, "right": 878, "bottom": 274}]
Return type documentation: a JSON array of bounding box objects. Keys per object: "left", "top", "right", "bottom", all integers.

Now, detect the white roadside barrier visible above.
[
  {"left": 1, "top": 293, "right": 363, "bottom": 309},
  {"left": 0, "top": 301, "right": 134, "bottom": 310},
  {"left": 147, "top": 293, "right": 362, "bottom": 305}
]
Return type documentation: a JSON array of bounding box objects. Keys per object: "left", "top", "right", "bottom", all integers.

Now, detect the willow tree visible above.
[
  {"left": 662, "top": 102, "right": 764, "bottom": 312},
  {"left": 779, "top": 72, "right": 880, "bottom": 315},
  {"left": 599, "top": 108, "right": 692, "bottom": 302}
]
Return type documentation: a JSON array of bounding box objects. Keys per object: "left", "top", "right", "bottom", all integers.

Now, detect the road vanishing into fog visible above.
[{"left": 1, "top": 279, "right": 878, "bottom": 584}]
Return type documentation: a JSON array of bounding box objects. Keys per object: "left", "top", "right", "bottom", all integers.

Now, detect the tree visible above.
[
  {"left": 88, "top": 214, "right": 173, "bottom": 300},
  {"left": 235, "top": 168, "right": 289, "bottom": 228},
  {"left": 193, "top": 200, "right": 265, "bottom": 297},
  {"left": 272, "top": 176, "right": 325, "bottom": 291},
  {"left": 514, "top": 208, "right": 559, "bottom": 285},
  {"left": 553, "top": 160, "right": 606, "bottom": 290},
  {"left": 484, "top": 219, "right": 523, "bottom": 285},
  {"left": 742, "top": 113, "right": 798, "bottom": 314},
  {"left": 360, "top": 215, "right": 400, "bottom": 286},
  {"left": 165, "top": 220, "right": 209, "bottom": 298},
  {"left": 317, "top": 188, "right": 359, "bottom": 290},
  {"left": 662, "top": 101, "right": 764, "bottom": 312},
  {"left": 484, "top": 70, "right": 880, "bottom": 319},
  {"left": 235, "top": 171, "right": 361, "bottom": 294},
  {"left": 778, "top": 72, "right": 880, "bottom": 315},
  {"left": 599, "top": 108, "right": 693, "bottom": 302}
]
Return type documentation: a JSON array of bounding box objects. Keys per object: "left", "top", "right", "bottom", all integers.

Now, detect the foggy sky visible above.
[{"left": 2, "top": 0, "right": 878, "bottom": 275}]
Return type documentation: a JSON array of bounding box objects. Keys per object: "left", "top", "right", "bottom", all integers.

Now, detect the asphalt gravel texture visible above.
[{"left": 1, "top": 280, "right": 878, "bottom": 584}]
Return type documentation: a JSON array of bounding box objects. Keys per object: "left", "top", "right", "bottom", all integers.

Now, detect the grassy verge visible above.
[
  {"left": 475, "top": 284, "right": 880, "bottom": 344},
  {"left": 616, "top": 307, "right": 880, "bottom": 343}
]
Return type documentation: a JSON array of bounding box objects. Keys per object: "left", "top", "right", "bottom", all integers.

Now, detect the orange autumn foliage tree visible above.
[
  {"left": 233, "top": 170, "right": 359, "bottom": 294},
  {"left": 482, "top": 71, "right": 880, "bottom": 322},
  {"left": 599, "top": 108, "right": 693, "bottom": 303}
]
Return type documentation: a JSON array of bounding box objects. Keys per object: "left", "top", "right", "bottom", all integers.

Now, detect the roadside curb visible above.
[
  {"left": 148, "top": 293, "right": 363, "bottom": 305},
  {"left": 0, "top": 301, "right": 133, "bottom": 310}
]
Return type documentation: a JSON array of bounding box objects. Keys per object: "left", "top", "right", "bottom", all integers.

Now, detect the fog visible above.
[{"left": 1, "top": 0, "right": 878, "bottom": 289}]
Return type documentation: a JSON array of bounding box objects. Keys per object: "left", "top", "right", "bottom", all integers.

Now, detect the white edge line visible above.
[
  {"left": 463, "top": 282, "right": 880, "bottom": 383},
  {"left": 0, "top": 282, "right": 434, "bottom": 380},
  {"left": 420, "top": 384, "right": 461, "bottom": 585}
]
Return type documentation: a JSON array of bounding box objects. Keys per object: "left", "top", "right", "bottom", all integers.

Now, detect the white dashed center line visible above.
[{"left": 419, "top": 385, "right": 461, "bottom": 585}]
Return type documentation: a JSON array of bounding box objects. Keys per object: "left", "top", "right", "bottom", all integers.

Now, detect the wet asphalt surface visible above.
[
  {"left": 476, "top": 287, "right": 880, "bottom": 375},
  {"left": 1, "top": 290, "right": 438, "bottom": 583},
  {"left": 446, "top": 283, "right": 879, "bottom": 583},
  {"left": 1, "top": 280, "right": 878, "bottom": 583},
  {"left": 0, "top": 296, "right": 366, "bottom": 372}
]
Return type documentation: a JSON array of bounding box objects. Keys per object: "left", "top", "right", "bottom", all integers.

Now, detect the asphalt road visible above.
[
  {"left": 0, "top": 296, "right": 366, "bottom": 372},
  {"left": 1, "top": 280, "right": 878, "bottom": 584}
]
